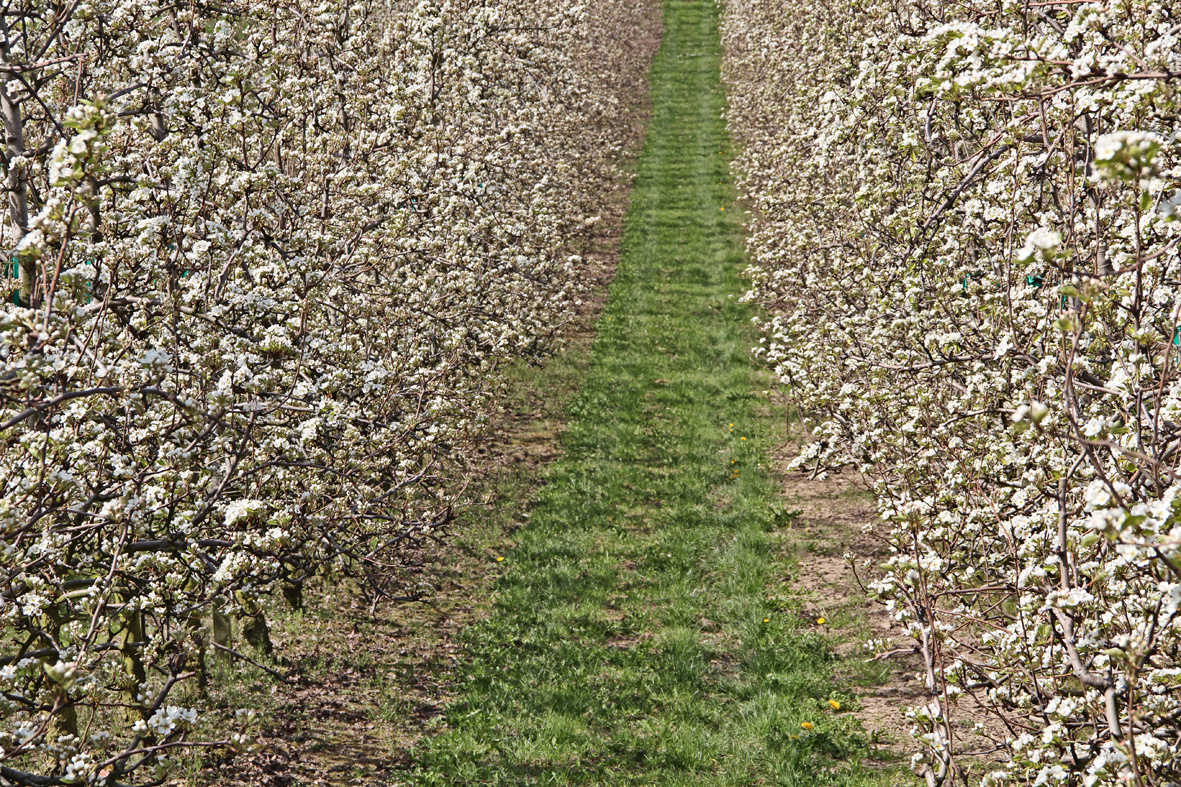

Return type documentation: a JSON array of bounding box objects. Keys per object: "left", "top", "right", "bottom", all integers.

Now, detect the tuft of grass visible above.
[{"left": 406, "top": 1, "right": 905, "bottom": 785}]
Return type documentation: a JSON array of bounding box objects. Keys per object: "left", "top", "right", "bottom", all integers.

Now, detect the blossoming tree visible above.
[
  {"left": 0, "top": 0, "right": 653, "bottom": 782},
  {"left": 723, "top": 0, "right": 1181, "bottom": 784}
]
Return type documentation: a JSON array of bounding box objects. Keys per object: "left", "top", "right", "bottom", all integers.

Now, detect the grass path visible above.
[{"left": 407, "top": 1, "right": 874, "bottom": 784}]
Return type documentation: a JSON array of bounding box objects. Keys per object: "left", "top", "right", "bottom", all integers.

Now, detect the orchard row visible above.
[
  {"left": 722, "top": 0, "right": 1181, "bottom": 785},
  {"left": 0, "top": 0, "right": 653, "bottom": 783}
]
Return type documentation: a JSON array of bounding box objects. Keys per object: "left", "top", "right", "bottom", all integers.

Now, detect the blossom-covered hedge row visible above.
[
  {"left": 722, "top": 0, "right": 1180, "bottom": 785},
  {"left": 0, "top": 0, "right": 655, "bottom": 782}
]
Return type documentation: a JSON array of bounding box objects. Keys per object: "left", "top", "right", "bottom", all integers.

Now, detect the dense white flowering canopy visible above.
[
  {"left": 0, "top": 0, "right": 652, "bottom": 783},
  {"left": 722, "top": 0, "right": 1180, "bottom": 785}
]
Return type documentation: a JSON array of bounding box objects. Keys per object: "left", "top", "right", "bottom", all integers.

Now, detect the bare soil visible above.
[{"left": 771, "top": 432, "right": 926, "bottom": 763}]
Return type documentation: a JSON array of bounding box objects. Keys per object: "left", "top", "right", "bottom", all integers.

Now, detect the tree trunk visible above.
[{"left": 0, "top": 24, "right": 32, "bottom": 306}]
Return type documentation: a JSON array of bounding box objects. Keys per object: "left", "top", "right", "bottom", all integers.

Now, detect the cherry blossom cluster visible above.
[
  {"left": 0, "top": 0, "right": 656, "bottom": 782},
  {"left": 722, "top": 0, "right": 1181, "bottom": 785}
]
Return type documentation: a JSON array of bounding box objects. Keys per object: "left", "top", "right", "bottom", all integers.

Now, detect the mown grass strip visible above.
[{"left": 406, "top": 1, "right": 885, "bottom": 784}]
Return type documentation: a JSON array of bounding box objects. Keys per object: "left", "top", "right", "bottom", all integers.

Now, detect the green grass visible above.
[{"left": 405, "top": 1, "right": 891, "bottom": 784}]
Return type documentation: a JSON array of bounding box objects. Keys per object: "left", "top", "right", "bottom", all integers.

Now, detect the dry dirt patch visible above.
[{"left": 772, "top": 438, "right": 926, "bottom": 763}]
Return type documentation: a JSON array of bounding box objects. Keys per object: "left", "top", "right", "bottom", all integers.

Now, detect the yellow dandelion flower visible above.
[
  {"left": 763, "top": 618, "right": 770, "bottom": 623},
  {"left": 496, "top": 556, "right": 505, "bottom": 562},
  {"left": 816, "top": 617, "right": 826, "bottom": 625},
  {"left": 801, "top": 722, "right": 813, "bottom": 730},
  {"left": 828, "top": 699, "right": 841, "bottom": 711}
]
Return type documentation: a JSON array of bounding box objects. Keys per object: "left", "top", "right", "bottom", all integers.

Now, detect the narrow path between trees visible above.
[{"left": 405, "top": 2, "right": 874, "bottom": 784}]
